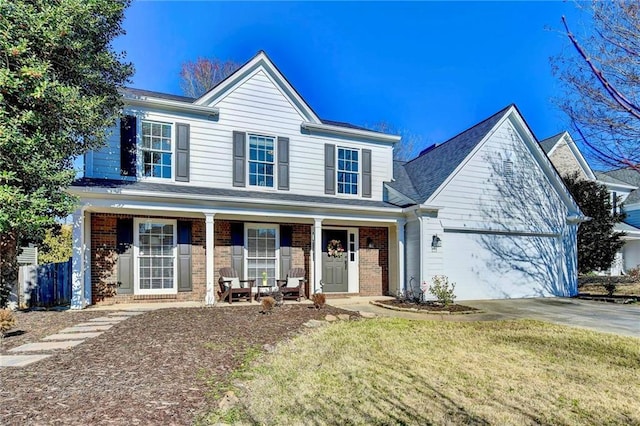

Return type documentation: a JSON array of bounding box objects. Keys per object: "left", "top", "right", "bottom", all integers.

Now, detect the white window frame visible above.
[
  {"left": 133, "top": 218, "right": 178, "bottom": 295},
  {"left": 337, "top": 146, "right": 360, "bottom": 196},
  {"left": 244, "top": 223, "right": 280, "bottom": 287},
  {"left": 138, "top": 119, "right": 174, "bottom": 181},
  {"left": 247, "top": 133, "right": 277, "bottom": 189}
]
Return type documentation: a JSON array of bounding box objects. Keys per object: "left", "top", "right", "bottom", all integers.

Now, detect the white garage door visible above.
[{"left": 442, "top": 231, "right": 563, "bottom": 300}]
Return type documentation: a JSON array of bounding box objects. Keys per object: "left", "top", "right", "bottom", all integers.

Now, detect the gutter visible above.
[
  {"left": 123, "top": 95, "right": 219, "bottom": 118},
  {"left": 301, "top": 121, "right": 401, "bottom": 143}
]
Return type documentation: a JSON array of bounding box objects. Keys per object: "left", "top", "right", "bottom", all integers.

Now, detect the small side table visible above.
[{"left": 255, "top": 284, "right": 273, "bottom": 301}]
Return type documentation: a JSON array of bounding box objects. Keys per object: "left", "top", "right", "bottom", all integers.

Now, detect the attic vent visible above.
[{"left": 502, "top": 159, "right": 513, "bottom": 178}]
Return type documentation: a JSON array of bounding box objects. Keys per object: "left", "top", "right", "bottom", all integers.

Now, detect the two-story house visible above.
[
  {"left": 68, "top": 51, "right": 584, "bottom": 308},
  {"left": 540, "top": 132, "right": 640, "bottom": 275}
]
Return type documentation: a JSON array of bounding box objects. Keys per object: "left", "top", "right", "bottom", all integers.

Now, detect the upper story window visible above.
[
  {"left": 338, "top": 147, "right": 359, "bottom": 195},
  {"left": 141, "top": 120, "right": 172, "bottom": 179},
  {"left": 249, "top": 134, "right": 275, "bottom": 187}
]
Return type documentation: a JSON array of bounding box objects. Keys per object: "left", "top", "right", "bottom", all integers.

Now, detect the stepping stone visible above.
[
  {"left": 43, "top": 332, "right": 103, "bottom": 340},
  {"left": 303, "top": 319, "right": 327, "bottom": 328},
  {"left": 0, "top": 354, "right": 51, "bottom": 367},
  {"left": 9, "top": 340, "right": 84, "bottom": 352},
  {"left": 111, "top": 311, "right": 145, "bottom": 316},
  {"left": 59, "top": 325, "right": 113, "bottom": 333},
  {"left": 88, "top": 316, "right": 128, "bottom": 322}
]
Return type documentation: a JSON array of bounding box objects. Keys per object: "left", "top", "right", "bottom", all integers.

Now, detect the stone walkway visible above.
[{"left": 0, "top": 311, "right": 145, "bottom": 368}]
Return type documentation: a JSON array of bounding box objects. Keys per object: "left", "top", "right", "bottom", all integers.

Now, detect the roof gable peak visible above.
[{"left": 194, "top": 51, "right": 321, "bottom": 124}]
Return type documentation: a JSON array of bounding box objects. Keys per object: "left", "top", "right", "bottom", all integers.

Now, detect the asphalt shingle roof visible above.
[
  {"left": 601, "top": 168, "right": 640, "bottom": 204},
  {"left": 121, "top": 87, "right": 196, "bottom": 103},
  {"left": 391, "top": 105, "right": 513, "bottom": 203},
  {"left": 539, "top": 132, "right": 564, "bottom": 154},
  {"left": 72, "top": 178, "right": 399, "bottom": 209}
]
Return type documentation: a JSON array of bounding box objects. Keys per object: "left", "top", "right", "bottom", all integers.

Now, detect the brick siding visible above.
[
  {"left": 90, "top": 213, "right": 205, "bottom": 306},
  {"left": 358, "top": 227, "right": 389, "bottom": 296}
]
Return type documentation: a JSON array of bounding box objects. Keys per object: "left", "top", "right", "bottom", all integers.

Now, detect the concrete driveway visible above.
[{"left": 463, "top": 298, "right": 640, "bottom": 338}]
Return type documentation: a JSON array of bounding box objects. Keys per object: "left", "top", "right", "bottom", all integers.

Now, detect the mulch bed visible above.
[
  {"left": 375, "top": 299, "right": 479, "bottom": 313},
  {"left": 0, "top": 304, "right": 358, "bottom": 425}
]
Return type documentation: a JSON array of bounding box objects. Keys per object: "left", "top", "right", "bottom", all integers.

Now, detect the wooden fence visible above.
[{"left": 19, "top": 259, "right": 72, "bottom": 307}]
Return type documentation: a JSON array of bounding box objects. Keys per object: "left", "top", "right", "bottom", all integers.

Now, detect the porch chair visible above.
[
  {"left": 218, "top": 267, "right": 254, "bottom": 304},
  {"left": 276, "top": 267, "right": 306, "bottom": 302}
]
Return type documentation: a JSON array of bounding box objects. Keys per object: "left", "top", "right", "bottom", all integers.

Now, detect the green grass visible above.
[{"left": 201, "top": 318, "right": 640, "bottom": 425}]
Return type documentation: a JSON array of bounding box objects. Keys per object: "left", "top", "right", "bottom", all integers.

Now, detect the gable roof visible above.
[
  {"left": 395, "top": 105, "right": 512, "bottom": 203},
  {"left": 193, "top": 51, "right": 321, "bottom": 123},
  {"left": 120, "top": 52, "right": 395, "bottom": 140},
  {"left": 539, "top": 132, "right": 565, "bottom": 154},
  {"left": 539, "top": 131, "right": 596, "bottom": 181}
]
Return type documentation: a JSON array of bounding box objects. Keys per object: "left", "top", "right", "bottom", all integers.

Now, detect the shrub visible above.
[
  {"left": 0, "top": 309, "right": 16, "bottom": 337},
  {"left": 429, "top": 275, "right": 457, "bottom": 306},
  {"left": 627, "top": 266, "right": 640, "bottom": 281},
  {"left": 311, "top": 293, "right": 326, "bottom": 309},
  {"left": 260, "top": 296, "right": 276, "bottom": 314},
  {"left": 603, "top": 278, "right": 617, "bottom": 297}
]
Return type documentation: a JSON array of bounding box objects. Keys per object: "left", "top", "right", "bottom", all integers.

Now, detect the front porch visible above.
[{"left": 70, "top": 205, "right": 403, "bottom": 308}]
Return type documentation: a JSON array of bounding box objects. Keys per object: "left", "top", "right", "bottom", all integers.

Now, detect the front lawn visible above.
[{"left": 202, "top": 319, "right": 640, "bottom": 425}]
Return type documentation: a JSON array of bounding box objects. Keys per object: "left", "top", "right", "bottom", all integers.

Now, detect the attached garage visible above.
[
  {"left": 442, "top": 230, "right": 563, "bottom": 300},
  {"left": 389, "top": 105, "right": 584, "bottom": 301}
]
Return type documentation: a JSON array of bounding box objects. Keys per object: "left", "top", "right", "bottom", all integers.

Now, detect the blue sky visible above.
[{"left": 113, "top": 1, "right": 588, "bottom": 158}]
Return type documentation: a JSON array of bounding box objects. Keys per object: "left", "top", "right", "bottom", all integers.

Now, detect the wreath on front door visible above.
[{"left": 327, "top": 239, "right": 345, "bottom": 258}]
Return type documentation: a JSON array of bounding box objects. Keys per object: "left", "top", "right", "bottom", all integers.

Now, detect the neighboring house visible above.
[
  {"left": 67, "top": 51, "right": 584, "bottom": 308},
  {"left": 539, "top": 132, "right": 640, "bottom": 275}
]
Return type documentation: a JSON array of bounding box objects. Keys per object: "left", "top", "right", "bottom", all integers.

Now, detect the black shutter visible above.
[
  {"left": 177, "top": 221, "right": 192, "bottom": 292},
  {"left": 120, "top": 115, "right": 137, "bottom": 177},
  {"left": 176, "top": 123, "right": 190, "bottom": 182},
  {"left": 232, "top": 131, "right": 246, "bottom": 187},
  {"left": 230, "top": 222, "right": 244, "bottom": 274},
  {"left": 362, "top": 148, "right": 372, "bottom": 198},
  {"left": 278, "top": 136, "right": 290, "bottom": 190},
  {"left": 324, "top": 144, "right": 335, "bottom": 195},
  {"left": 116, "top": 218, "right": 134, "bottom": 294},
  {"left": 280, "top": 225, "right": 293, "bottom": 277}
]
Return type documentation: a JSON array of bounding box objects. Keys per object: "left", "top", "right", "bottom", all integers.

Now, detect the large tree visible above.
[
  {"left": 553, "top": 2, "right": 640, "bottom": 171},
  {"left": 180, "top": 57, "right": 240, "bottom": 98},
  {"left": 563, "top": 173, "right": 626, "bottom": 274},
  {"left": 0, "top": 0, "right": 133, "bottom": 305}
]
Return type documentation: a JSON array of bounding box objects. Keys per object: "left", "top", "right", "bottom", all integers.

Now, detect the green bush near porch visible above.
[{"left": 201, "top": 318, "right": 640, "bottom": 425}]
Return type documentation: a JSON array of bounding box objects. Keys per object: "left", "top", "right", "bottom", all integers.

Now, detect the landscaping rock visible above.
[
  {"left": 337, "top": 314, "right": 350, "bottom": 321},
  {"left": 303, "top": 319, "right": 327, "bottom": 328},
  {"left": 218, "top": 390, "right": 239, "bottom": 412},
  {"left": 359, "top": 311, "right": 376, "bottom": 319},
  {"left": 325, "top": 314, "right": 338, "bottom": 322},
  {"left": 262, "top": 343, "right": 276, "bottom": 353}
]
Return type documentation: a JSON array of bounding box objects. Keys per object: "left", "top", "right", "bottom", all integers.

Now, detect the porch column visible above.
[
  {"left": 70, "top": 208, "right": 86, "bottom": 310},
  {"left": 313, "top": 217, "right": 323, "bottom": 293},
  {"left": 205, "top": 213, "right": 216, "bottom": 305},
  {"left": 397, "top": 218, "right": 406, "bottom": 296}
]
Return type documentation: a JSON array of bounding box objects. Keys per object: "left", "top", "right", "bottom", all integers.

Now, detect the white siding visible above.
[
  {"left": 430, "top": 119, "right": 567, "bottom": 232},
  {"left": 87, "top": 68, "right": 394, "bottom": 201},
  {"left": 623, "top": 240, "right": 640, "bottom": 271},
  {"left": 404, "top": 218, "right": 421, "bottom": 295},
  {"left": 424, "top": 118, "right": 576, "bottom": 299}
]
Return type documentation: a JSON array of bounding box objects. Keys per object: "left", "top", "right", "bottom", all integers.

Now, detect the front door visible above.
[{"left": 322, "top": 229, "right": 349, "bottom": 292}]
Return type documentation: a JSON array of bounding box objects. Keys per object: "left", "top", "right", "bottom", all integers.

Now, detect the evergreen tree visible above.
[
  {"left": 0, "top": 0, "right": 133, "bottom": 306},
  {"left": 563, "top": 173, "right": 626, "bottom": 274}
]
